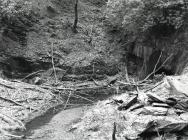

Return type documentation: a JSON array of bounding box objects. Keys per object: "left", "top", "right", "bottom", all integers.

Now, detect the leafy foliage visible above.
[
  {"left": 0, "top": 0, "right": 33, "bottom": 31},
  {"left": 105, "top": 0, "right": 188, "bottom": 36},
  {"left": 86, "top": 0, "right": 107, "bottom": 7},
  {"left": 0, "top": 0, "right": 32, "bottom": 18}
]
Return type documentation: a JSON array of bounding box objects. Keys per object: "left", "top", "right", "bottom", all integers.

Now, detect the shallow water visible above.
[
  {"left": 20, "top": 91, "right": 112, "bottom": 140},
  {"left": 23, "top": 107, "right": 86, "bottom": 140}
]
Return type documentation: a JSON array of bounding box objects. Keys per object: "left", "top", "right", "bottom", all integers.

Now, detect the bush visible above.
[
  {"left": 105, "top": 0, "right": 188, "bottom": 36},
  {"left": 87, "top": 0, "right": 107, "bottom": 7},
  {"left": 0, "top": 0, "right": 33, "bottom": 29},
  {"left": 0, "top": 0, "right": 32, "bottom": 18}
]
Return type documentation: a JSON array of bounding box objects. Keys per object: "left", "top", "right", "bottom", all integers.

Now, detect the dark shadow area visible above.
[
  {"left": 146, "top": 50, "right": 175, "bottom": 78},
  {"left": 149, "top": 23, "right": 176, "bottom": 38},
  {"left": 3, "top": 57, "right": 33, "bottom": 78},
  {"left": 155, "top": 66, "right": 174, "bottom": 76},
  {"left": 2, "top": 56, "right": 51, "bottom": 79}
]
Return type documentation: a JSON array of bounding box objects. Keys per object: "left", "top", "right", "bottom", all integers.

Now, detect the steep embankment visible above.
[
  {"left": 1, "top": 0, "right": 188, "bottom": 81},
  {"left": 0, "top": 1, "right": 125, "bottom": 139},
  {"left": 0, "top": 0, "right": 124, "bottom": 82},
  {"left": 103, "top": 0, "right": 188, "bottom": 79}
]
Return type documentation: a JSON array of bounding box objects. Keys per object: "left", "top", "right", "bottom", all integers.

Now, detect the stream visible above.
[
  {"left": 22, "top": 106, "right": 87, "bottom": 140},
  {"left": 18, "top": 87, "right": 113, "bottom": 140}
]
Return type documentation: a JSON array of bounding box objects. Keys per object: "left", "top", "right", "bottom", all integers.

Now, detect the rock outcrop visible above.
[{"left": 71, "top": 73, "right": 188, "bottom": 140}]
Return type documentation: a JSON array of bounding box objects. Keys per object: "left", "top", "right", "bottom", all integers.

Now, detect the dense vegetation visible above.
[
  {"left": 105, "top": 0, "right": 188, "bottom": 37},
  {"left": 0, "top": 0, "right": 32, "bottom": 21},
  {"left": 0, "top": 0, "right": 35, "bottom": 35},
  {"left": 1, "top": 0, "right": 188, "bottom": 35}
]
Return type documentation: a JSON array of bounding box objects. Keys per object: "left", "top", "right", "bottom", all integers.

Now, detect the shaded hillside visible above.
[
  {"left": 1, "top": 1, "right": 188, "bottom": 140},
  {"left": 104, "top": 0, "right": 188, "bottom": 78},
  {"left": 0, "top": 0, "right": 124, "bottom": 80}
]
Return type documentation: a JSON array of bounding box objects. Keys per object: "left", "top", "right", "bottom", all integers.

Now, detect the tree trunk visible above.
[{"left": 72, "top": 0, "right": 78, "bottom": 33}]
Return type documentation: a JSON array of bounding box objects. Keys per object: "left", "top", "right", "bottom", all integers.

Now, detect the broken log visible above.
[
  {"left": 152, "top": 103, "right": 170, "bottom": 108},
  {"left": 118, "top": 95, "right": 138, "bottom": 111},
  {"left": 139, "top": 106, "right": 168, "bottom": 116}
]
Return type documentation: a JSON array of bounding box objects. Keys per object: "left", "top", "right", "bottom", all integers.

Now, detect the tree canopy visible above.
[
  {"left": 0, "top": 0, "right": 32, "bottom": 18},
  {"left": 105, "top": 0, "right": 188, "bottom": 37}
]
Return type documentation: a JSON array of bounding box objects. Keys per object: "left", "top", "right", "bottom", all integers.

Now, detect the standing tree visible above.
[{"left": 72, "top": 0, "right": 78, "bottom": 33}]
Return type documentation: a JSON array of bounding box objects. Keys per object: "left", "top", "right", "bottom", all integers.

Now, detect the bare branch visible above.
[
  {"left": 51, "top": 42, "right": 58, "bottom": 83},
  {"left": 139, "top": 54, "right": 173, "bottom": 84}
]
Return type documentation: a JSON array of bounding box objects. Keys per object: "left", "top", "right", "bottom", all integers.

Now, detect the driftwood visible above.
[
  {"left": 117, "top": 81, "right": 149, "bottom": 86},
  {"left": 0, "top": 78, "right": 54, "bottom": 130},
  {"left": 0, "top": 95, "right": 37, "bottom": 111},
  {"left": 152, "top": 103, "right": 170, "bottom": 108},
  {"left": 0, "top": 83, "right": 15, "bottom": 89},
  {"left": 21, "top": 70, "right": 45, "bottom": 81},
  {"left": 41, "top": 85, "right": 95, "bottom": 103},
  {"left": 0, "top": 129, "right": 24, "bottom": 139},
  {"left": 0, "top": 113, "right": 25, "bottom": 130},
  {"left": 51, "top": 42, "right": 58, "bottom": 83},
  {"left": 67, "top": 93, "right": 94, "bottom": 103},
  {"left": 118, "top": 95, "right": 138, "bottom": 111},
  {"left": 147, "top": 93, "right": 165, "bottom": 103},
  {"left": 62, "top": 74, "right": 106, "bottom": 81},
  {"left": 0, "top": 113, "right": 25, "bottom": 139},
  {"left": 130, "top": 104, "right": 144, "bottom": 111},
  {"left": 69, "top": 72, "right": 188, "bottom": 140},
  {"left": 64, "top": 91, "right": 72, "bottom": 110},
  {"left": 45, "top": 85, "right": 109, "bottom": 92}
]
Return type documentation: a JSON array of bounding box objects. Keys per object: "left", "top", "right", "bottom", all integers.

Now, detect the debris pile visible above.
[
  {"left": 71, "top": 74, "right": 188, "bottom": 140},
  {"left": 0, "top": 78, "right": 56, "bottom": 139},
  {"left": 0, "top": 72, "right": 120, "bottom": 139}
]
